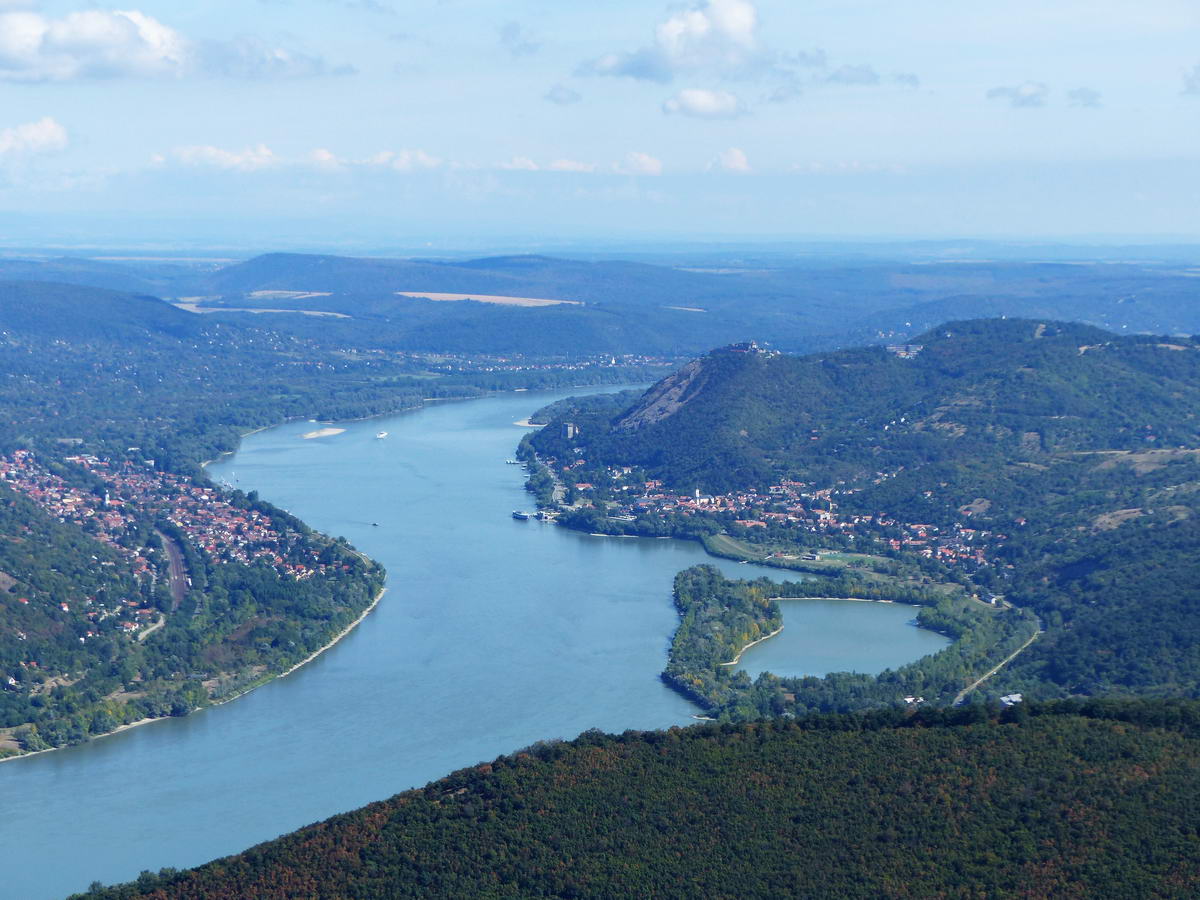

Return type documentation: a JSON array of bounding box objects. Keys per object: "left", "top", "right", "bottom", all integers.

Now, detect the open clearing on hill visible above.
[
  {"left": 396, "top": 291, "right": 581, "bottom": 307},
  {"left": 172, "top": 301, "right": 350, "bottom": 319},
  {"left": 248, "top": 290, "right": 333, "bottom": 301}
]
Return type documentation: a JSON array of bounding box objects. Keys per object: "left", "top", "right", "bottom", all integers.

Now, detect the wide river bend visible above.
[{"left": 0, "top": 388, "right": 945, "bottom": 899}]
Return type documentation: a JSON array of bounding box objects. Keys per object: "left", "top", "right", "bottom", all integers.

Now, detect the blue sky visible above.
[{"left": 0, "top": 0, "right": 1197, "bottom": 248}]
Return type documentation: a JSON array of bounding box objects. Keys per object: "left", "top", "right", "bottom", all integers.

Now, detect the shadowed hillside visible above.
[{"left": 76, "top": 700, "right": 1200, "bottom": 899}]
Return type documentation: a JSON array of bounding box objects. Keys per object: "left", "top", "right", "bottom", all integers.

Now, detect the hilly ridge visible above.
[
  {"left": 534, "top": 319, "right": 1200, "bottom": 497},
  {"left": 0, "top": 280, "right": 205, "bottom": 342},
  {"left": 5, "top": 251, "right": 1200, "bottom": 359},
  {"left": 530, "top": 320, "right": 1200, "bottom": 710}
]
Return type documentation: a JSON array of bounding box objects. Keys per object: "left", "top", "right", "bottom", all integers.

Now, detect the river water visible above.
[{"left": 0, "top": 388, "right": 945, "bottom": 899}]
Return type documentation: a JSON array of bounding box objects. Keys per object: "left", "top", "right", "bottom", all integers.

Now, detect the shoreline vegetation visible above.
[
  {"left": 719, "top": 626, "right": 784, "bottom": 666},
  {"left": 0, "top": 586, "right": 388, "bottom": 766},
  {"left": 277, "top": 587, "right": 386, "bottom": 681},
  {"left": 661, "top": 565, "right": 1041, "bottom": 719}
]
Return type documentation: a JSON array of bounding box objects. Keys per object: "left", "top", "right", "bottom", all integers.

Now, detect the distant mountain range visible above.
[{"left": 3, "top": 251, "right": 1199, "bottom": 357}]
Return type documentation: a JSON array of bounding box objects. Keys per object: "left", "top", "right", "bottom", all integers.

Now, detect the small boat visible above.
[
  {"left": 512, "top": 510, "right": 532, "bottom": 520},
  {"left": 505, "top": 459, "right": 520, "bottom": 465},
  {"left": 376, "top": 431, "right": 388, "bottom": 439}
]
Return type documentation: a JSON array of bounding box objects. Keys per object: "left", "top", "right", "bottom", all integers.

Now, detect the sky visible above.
[{"left": 0, "top": 0, "right": 1197, "bottom": 249}]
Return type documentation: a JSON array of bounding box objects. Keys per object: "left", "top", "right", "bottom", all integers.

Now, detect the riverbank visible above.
[
  {"left": 0, "top": 713, "right": 166, "bottom": 765},
  {"left": 0, "top": 713, "right": 164, "bottom": 766},
  {"left": 203, "top": 584, "right": 387, "bottom": 707},
  {"left": 719, "top": 626, "right": 784, "bottom": 666},
  {"left": 200, "top": 423, "right": 275, "bottom": 469},
  {"left": 280, "top": 587, "right": 387, "bottom": 680},
  {"left": 0, "top": 587, "right": 388, "bottom": 766}
]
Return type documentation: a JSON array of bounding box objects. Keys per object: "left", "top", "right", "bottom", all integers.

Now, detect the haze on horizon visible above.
[{"left": 0, "top": 0, "right": 1197, "bottom": 250}]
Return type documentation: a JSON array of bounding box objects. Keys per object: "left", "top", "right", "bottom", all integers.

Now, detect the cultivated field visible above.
[{"left": 396, "top": 291, "right": 581, "bottom": 307}]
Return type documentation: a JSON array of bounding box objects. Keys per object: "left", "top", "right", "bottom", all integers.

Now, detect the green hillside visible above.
[
  {"left": 0, "top": 280, "right": 204, "bottom": 341},
  {"left": 532, "top": 319, "right": 1200, "bottom": 500},
  {"left": 0, "top": 281, "right": 470, "bottom": 471},
  {"left": 76, "top": 700, "right": 1200, "bottom": 899}
]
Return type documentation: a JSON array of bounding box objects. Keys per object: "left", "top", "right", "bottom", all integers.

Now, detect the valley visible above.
[{"left": 1, "top": 257, "right": 1198, "bottom": 898}]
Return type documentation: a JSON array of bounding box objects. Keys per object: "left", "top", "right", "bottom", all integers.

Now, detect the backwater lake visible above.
[{"left": 1, "top": 387, "right": 947, "bottom": 899}]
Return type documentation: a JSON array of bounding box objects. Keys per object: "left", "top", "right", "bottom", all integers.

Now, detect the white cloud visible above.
[
  {"left": 0, "top": 10, "right": 341, "bottom": 82},
  {"left": 547, "top": 158, "right": 596, "bottom": 173},
  {"left": 151, "top": 146, "right": 604, "bottom": 179},
  {"left": 826, "top": 64, "right": 880, "bottom": 86},
  {"left": 157, "top": 145, "right": 450, "bottom": 174},
  {"left": 494, "top": 157, "right": 598, "bottom": 173},
  {"left": 499, "top": 156, "right": 540, "bottom": 171},
  {"left": 0, "top": 10, "right": 187, "bottom": 81},
  {"left": 710, "top": 147, "right": 750, "bottom": 173},
  {"left": 544, "top": 83, "right": 582, "bottom": 105},
  {"left": 1067, "top": 87, "right": 1102, "bottom": 108},
  {"left": 581, "top": 0, "right": 761, "bottom": 83},
  {"left": 197, "top": 37, "right": 345, "bottom": 79},
  {"left": 663, "top": 88, "right": 744, "bottom": 118},
  {"left": 308, "top": 148, "right": 343, "bottom": 170},
  {"left": 368, "top": 149, "right": 443, "bottom": 172},
  {"left": 169, "top": 144, "right": 278, "bottom": 172},
  {"left": 617, "top": 151, "right": 663, "bottom": 176},
  {"left": 0, "top": 116, "right": 68, "bottom": 157},
  {"left": 986, "top": 82, "right": 1050, "bottom": 108},
  {"left": 656, "top": 0, "right": 756, "bottom": 67},
  {"left": 580, "top": 1, "right": 899, "bottom": 109}
]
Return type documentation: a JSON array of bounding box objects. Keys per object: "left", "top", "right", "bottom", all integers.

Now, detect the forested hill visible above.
[
  {"left": 0, "top": 280, "right": 650, "bottom": 472},
  {"left": 533, "top": 319, "right": 1200, "bottom": 497},
  {"left": 0, "top": 281, "right": 205, "bottom": 341},
  {"left": 77, "top": 700, "right": 1200, "bottom": 899},
  {"left": 0, "top": 280, "right": 466, "bottom": 472}
]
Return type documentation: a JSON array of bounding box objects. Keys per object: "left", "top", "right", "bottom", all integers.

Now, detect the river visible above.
[{"left": 0, "top": 387, "right": 946, "bottom": 899}]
